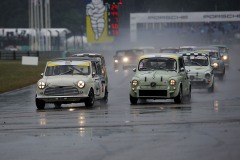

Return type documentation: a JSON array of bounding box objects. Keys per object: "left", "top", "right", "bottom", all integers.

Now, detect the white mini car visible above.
[
  {"left": 130, "top": 53, "right": 191, "bottom": 104},
  {"left": 181, "top": 52, "right": 214, "bottom": 92},
  {"left": 35, "top": 58, "right": 108, "bottom": 109}
]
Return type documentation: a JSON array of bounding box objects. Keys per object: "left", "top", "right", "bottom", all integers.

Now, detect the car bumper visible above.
[
  {"left": 36, "top": 95, "right": 88, "bottom": 103},
  {"left": 130, "top": 85, "right": 178, "bottom": 99},
  {"left": 190, "top": 79, "right": 212, "bottom": 88}
]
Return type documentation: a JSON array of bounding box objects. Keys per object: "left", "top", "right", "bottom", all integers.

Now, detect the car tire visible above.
[
  {"left": 208, "top": 82, "right": 214, "bottom": 93},
  {"left": 174, "top": 87, "right": 183, "bottom": 104},
  {"left": 185, "top": 86, "right": 191, "bottom": 103},
  {"left": 54, "top": 103, "right": 62, "bottom": 108},
  {"left": 85, "top": 89, "right": 95, "bottom": 107},
  {"left": 219, "top": 68, "right": 225, "bottom": 80},
  {"left": 100, "top": 88, "right": 108, "bottom": 104},
  {"left": 130, "top": 94, "right": 138, "bottom": 105},
  {"left": 36, "top": 98, "right": 45, "bottom": 110}
]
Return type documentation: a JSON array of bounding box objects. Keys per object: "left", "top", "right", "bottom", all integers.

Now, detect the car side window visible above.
[
  {"left": 92, "top": 62, "right": 97, "bottom": 74},
  {"left": 179, "top": 57, "right": 185, "bottom": 71},
  {"left": 96, "top": 63, "right": 102, "bottom": 76}
]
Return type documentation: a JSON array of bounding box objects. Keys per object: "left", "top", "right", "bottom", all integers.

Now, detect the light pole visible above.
[
  {"left": 56, "top": 30, "right": 60, "bottom": 51},
  {"left": 63, "top": 30, "right": 68, "bottom": 51},
  {"left": 48, "top": 29, "right": 52, "bottom": 51}
]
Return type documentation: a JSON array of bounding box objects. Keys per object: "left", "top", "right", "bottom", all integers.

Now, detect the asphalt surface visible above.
[{"left": 0, "top": 45, "right": 240, "bottom": 160}]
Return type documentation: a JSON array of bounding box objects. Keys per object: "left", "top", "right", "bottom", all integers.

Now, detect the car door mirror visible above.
[
  {"left": 180, "top": 67, "right": 185, "bottom": 72},
  {"left": 92, "top": 71, "right": 96, "bottom": 77},
  {"left": 133, "top": 68, "right": 136, "bottom": 72}
]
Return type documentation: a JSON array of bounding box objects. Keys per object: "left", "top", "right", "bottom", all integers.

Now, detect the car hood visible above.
[
  {"left": 185, "top": 66, "right": 210, "bottom": 74},
  {"left": 42, "top": 75, "right": 90, "bottom": 86}
]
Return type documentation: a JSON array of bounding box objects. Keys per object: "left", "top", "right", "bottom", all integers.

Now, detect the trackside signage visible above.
[
  {"left": 131, "top": 11, "right": 240, "bottom": 23},
  {"left": 130, "top": 11, "right": 240, "bottom": 41}
]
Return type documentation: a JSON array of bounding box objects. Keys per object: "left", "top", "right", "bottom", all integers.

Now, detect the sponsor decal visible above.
[
  {"left": 148, "top": 15, "right": 188, "bottom": 20},
  {"left": 203, "top": 14, "right": 240, "bottom": 19}
]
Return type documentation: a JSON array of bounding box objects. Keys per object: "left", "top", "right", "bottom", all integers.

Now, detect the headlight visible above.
[
  {"left": 114, "top": 59, "right": 118, "bottom": 63},
  {"left": 205, "top": 73, "right": 211, "bottom": 79},
  {"left": 38, "top": 81, "right": 46, "bottom": 89},
  {"left": 77, "top": 80, "right": 85, "bottom": 88},
  {"left": 212, "top": 62, "right": 218, "bottom": 68},
  {"left": 223, "top": 55, "right": 228, "bottom": 60},
  {"left": 132, "top": 80, "right": 138, "bottom": 86},
  {"left": 123, "top": 57, "right": 129, "bottom": 63},
  {"left": 169, "top": 79, "right": 176, "bottom": 86}
]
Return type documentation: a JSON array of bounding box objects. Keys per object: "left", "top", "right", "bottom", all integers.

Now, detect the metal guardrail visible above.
[
  {"left": 0, "top": 51, "right": 39, "bottom": 60},
  {"left": 0, "top": 51, "right": 65, "bottom": 60}
]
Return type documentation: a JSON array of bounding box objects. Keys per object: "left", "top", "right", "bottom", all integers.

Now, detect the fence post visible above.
[
  {"left": 36, "top": 51, "right": 39, "bottom": 57},
  {"left": 13, "top": 51, "right": 16, "bottom": 60}
]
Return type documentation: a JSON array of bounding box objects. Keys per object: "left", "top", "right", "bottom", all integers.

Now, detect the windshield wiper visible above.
[
  {"left": 60, "top": 69, "right": 73, "bottom": 75},
  {"left": 140, "top": 67, "right": 154, "bottom": 71},
  {"left": 191, "top": 61, "right": 202, "bottom": 66}
]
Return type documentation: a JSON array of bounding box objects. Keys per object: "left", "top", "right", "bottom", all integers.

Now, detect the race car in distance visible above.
[
  {"left": 159, "top": 47, "right": 179, "bottom": 53},
  {"left": 181, "top": 51, "right": 214, "bottom": 92},
  {"left": 130, "top": 53, "right": 191, "bottom": 104},
  {"left": 114, "top": 49, "right": 144, "bottom": 70},
  {"left": 211, "top": 45, "right": 230, "bottom": 67},
  {"left": 195, "top": 47, "right": 225, "bottom": 80},
  {"left": 72, "top": 53, "right": 108, "bottom": 85},
  {"left": 179, "top": 46, "right": 196, "bottom": 52},
  {"left": 35, "top": 57, "right": 108, "bottom": 109}
]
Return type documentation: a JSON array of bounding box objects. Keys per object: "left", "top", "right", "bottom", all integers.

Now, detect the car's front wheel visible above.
[
  {"left": 36, "top": 98, "right": 45, "bottom": 110},
  {"left": 208, "top": 81, "right": 214, "bottom": 93},
  {"left": 100, "top": 88, "right": 108, "bottom": 104},
  {"left": 54, "top": 103, "right": 62, "bottom": 108},
  {"left": 130, "top": 94, "right": 138, "bottom": 105},
  {"left": 174, "top": 87, "right": 183, "bottom": 104},
  {"left": 85, "top": 89, "right": 95, "bottom": 107}
]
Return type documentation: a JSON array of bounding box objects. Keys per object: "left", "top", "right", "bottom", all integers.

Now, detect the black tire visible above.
[
  {"left": 36, "top": 98, "right": 45, "bottom": 110},
  {"left": 208, "top": 82, "right": 214, "bottom": 93},
  {"left": 100, "top": 88, "right": 108, "bottom": 104},
  {"left": 85, "top": 89, "right": 95, "bottom": 107},
  {"left": 54, "top": 103, "right": 62, "bottom": 108},
  {"left": 174, "top": 87, "right": 183, "bottom": 104},
  {"left": 130, "top": 94, "right": 138, "bottom": 105},
  {"left": 219, "top": 68, "right": 225, "bottom": 80},
  {"left": 185, "top": 86, "right": 191, "bottom": 103}
]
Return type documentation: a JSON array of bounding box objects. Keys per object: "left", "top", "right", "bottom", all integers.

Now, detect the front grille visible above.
[
  {"left": 44, "top": 86, "right": 79, "bottom": 96},
  {"left": 139, "top": 90, "right": 167, "bottom": 97},
  {"left": 191, "top": 81, "right": 207, "bottom": 87}
]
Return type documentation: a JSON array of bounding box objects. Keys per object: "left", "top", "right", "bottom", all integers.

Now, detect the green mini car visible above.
[
  {"left": 130, "top": 53, "right": 191, "bottom": 104},
  {"left": 211, "top": 45, "right": 230, "bottom": 67},
  {"left": 35, "top": 58, "right": 108, "bottom": 109},
  {"left": 181, "top": 52, "right": 214, "bottom": 93}
]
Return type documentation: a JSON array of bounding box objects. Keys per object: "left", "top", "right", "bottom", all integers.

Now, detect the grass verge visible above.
[{"left": 0, "top": 60, "right": 47, "bottom": 94}]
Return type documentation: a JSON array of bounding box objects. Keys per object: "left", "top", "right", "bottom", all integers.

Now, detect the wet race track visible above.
[{"left": 1, "top": 45, "right": 240, "bottom": 160}]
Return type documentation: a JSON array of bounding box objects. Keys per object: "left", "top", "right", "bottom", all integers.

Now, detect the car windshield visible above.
[
  {"left": 209, "top": 52, "right": 219, "bottom": 59},
  {"left": 183, "top": 55, "right": 209, "bottom": 66},
  {"left": 117, "top": 50, "right": 143, "bottom": 57},
  {"left": 179, "top": 48, "right": 194, "bottom": 52},
  {"left": 218, "top": 47, "right": 227, "bottom": 53},
  {"left": 45, "top": 65, "right": 90, "bottom": 76},
  {"left": 138, "top": 57, "right": 177, "bottom": 71},
  {"left": 160, "top": 49, "right": 179, "bottom": 53}
]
